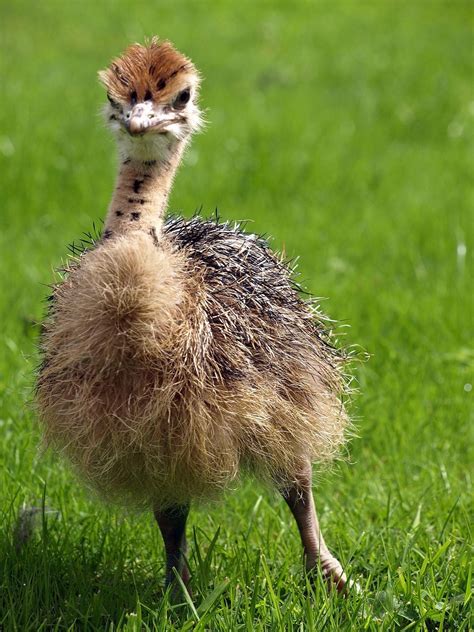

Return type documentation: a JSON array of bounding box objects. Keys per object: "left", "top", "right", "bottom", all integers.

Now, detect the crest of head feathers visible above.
[{"left": 98, "top": 37, "right": 200, "bottom": 104}]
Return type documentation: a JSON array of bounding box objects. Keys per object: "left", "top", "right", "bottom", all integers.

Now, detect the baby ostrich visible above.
[{"left": 37, "top": 38, "right": 350, "bottom": 594}]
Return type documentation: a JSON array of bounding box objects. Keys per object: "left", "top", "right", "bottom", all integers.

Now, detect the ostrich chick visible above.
[{"left": 37, "top": 39, "right": 350, "bottom": 594}]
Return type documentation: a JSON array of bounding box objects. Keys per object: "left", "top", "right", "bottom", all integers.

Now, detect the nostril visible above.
[
  {"left": 128, "top": 118, "right": 144, "bottom": 134},
  {"left": 148, "top": 114, "right": 155, "bottom": 119}
]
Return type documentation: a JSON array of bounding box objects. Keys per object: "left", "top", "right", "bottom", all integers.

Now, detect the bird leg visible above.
[
  {"left": 281, "top": 463, "right": 347, "bottom": 593},
  {"left": 154, "top": 504, "right": 190, "bottom": 594}
]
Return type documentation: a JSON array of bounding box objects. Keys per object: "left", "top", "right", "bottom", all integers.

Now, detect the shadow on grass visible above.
[{"left": 0, "top": 516, "right": 188, "bottom": 630}]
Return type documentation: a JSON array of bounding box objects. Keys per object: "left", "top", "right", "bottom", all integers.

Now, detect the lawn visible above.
[{"left": 0, "top": 1, "right": 472, "bottom": 630}]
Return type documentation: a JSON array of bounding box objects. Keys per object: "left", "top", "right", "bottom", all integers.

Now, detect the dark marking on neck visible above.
[
  {"left": 133, "top": 179, "right": 144, "bottom": 193},
  {"left": 160, "top": 158, "right": 172, "bottom": 172},
  {"left": 128, "top": 197, "right": 146, "bottom": 205},
  {"left": 115, "top": 210, "right": 123, "bottom": 217},
  {"left": 131, "top": 212, "right": 140, "bottom": 221},
  {"left": 103, "top": 229, "right": 113, "bottom": 240}
]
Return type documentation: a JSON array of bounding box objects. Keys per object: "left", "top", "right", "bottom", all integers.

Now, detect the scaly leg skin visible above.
[
  {"left": 154, "top": 504, "right": 190, "bottom": 598},
  {"left": 281, "top": 462, "right": 347, "bottom": 593}
]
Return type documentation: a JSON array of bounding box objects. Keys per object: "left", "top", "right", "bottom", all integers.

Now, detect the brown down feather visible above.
[{"left": 37, "top": 217, "right": 349, "bottom": 510}]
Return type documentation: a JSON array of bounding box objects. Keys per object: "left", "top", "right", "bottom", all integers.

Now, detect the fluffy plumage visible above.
[
  {"left": 36, "top": 38, "right": 350, "bottom": 533},
  {"left": 37, "top": 217, "right": 348, "bottom": 509},
  {"left": 35, "top": 39, "right": 354, "bottom": 592}
]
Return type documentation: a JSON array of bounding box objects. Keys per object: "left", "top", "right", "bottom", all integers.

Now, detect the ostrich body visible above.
[{"left": 37, "top": 39, "right": 350, "bottom": 593}]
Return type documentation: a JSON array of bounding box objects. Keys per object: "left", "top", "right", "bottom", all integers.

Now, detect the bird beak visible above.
[{"left": 126, "top": 102, "right": 178, "bottom": 136}]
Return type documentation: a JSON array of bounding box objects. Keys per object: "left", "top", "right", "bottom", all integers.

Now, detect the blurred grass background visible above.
[{"left": 0, "top": 1, "right": 472, "bottom": 630}]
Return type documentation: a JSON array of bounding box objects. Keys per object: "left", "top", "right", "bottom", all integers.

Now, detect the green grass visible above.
[{"left": 0, "top": 1, "right": 473, "bottom": 629}]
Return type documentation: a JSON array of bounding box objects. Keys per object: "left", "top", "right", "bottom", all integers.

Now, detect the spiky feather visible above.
[{"left": 37, "top": 217, "right": 349, "bottom": 509}]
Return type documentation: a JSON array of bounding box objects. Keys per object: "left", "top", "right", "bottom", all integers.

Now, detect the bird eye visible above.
[{"left": 174, "top": 88, "right": 191, "bottom": 109}]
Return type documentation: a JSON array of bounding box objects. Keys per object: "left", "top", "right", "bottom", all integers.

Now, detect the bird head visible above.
[{"left": 99, "top": 38, "right": 202, "bottom": 160}]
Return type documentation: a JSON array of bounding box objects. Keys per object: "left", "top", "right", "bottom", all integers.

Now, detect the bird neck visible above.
[{"left": 104, "top": 140, "right": 186, "bottom": 237}]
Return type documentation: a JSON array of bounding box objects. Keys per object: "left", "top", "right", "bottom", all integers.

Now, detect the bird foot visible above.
[
  {"left": 307, "top": 555, "right": 347, "bottom": 594},
  {"left": 165, "top": 567, "right": 192, "bottom": 603}
]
